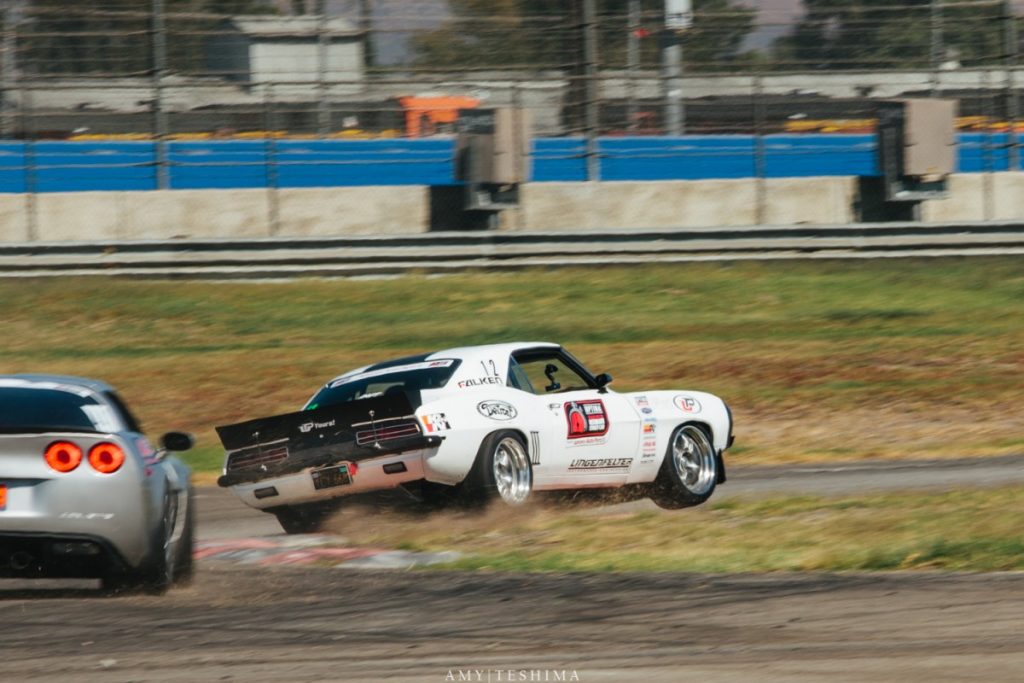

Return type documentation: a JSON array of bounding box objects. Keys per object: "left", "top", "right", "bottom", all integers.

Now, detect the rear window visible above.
[
  {"left": 306, "top": 359, "right": 461, "bottom": 410},
  {"left": 0, "top": 388, "right": 121, "bottom": 433}
]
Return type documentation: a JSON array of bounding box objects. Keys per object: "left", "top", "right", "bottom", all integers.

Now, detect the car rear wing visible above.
[{"left": 215, "top": 392, "right": 440, "bottom": 487}]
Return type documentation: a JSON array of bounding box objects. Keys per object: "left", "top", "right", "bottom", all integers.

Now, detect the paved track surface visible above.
[
  {"left": 4, "top": 455, "right": 1023, "bottom": 682},
  {"left": 197, "top": 454, "right": 1024, "bottom": 540},
  {"left": 3, "top": 568, "right": 1023, "bottom": 682}
]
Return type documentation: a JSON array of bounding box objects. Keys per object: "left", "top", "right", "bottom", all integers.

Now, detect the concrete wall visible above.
[
  {"left": 1, "top": 173, "right": 1021, "bottom": 243},
  {"left": 503, "top": 177, "right": 858, "bottom": 231},
  {"left": 0, "top": 187, "right": 431, "bottom": 242}
]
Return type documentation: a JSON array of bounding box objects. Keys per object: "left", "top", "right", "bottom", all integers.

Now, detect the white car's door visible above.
[{"left": 508, "top": 349, "right": 641, "bottom": 489}]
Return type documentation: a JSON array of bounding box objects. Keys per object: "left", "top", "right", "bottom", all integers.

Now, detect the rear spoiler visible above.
[{"left": 215, "top": 392, "right": 440, "bottom": 487}]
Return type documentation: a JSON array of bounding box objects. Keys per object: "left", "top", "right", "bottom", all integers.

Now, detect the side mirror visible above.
[
  {"left": 160, "top": 432, "right": 195, "bottom": 452},
  {"left": 544, "top": 363, "right": 561, "bottom": 392},
  {"left": 594, "top": 373, "right": 613, "bottom": 393}
]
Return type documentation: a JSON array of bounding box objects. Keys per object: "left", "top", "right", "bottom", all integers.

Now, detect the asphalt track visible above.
[{"left": 3, "top": 455, "right": 1024, "bottom": 683}]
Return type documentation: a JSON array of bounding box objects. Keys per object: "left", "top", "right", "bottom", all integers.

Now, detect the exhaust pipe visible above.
[{"left": 10, "top": 551, "right": 34, "bottom": 571}]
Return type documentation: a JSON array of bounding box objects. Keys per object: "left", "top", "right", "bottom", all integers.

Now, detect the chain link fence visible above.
[{"left": 0, "top": 1, "right": 1021, "bottom": 202}]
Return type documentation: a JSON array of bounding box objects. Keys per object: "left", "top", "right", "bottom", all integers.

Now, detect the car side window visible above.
[
  {"left": 506, "top": 358, "right": 537, "bottom": 394},
  {"left": 512, "top": 354, "right": 591, "bottom": 394},
  {"left": 103, "top": 391, "right": 142, "bottom": 433}
]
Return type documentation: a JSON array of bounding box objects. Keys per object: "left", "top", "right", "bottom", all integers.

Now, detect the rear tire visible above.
[
  {"left": 649, "top": 424, "right": 718, "bottom": 510},
  {"left": 462, "top": 431, "right": 532, "bottom": 506},
  {"left": 271, "top": 501, "right": 338, "bottom": 534}
]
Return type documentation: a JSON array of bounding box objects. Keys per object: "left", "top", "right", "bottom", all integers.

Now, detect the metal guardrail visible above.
[{"left": 0, "top": 222, "right": 1022, "bottom": 280}]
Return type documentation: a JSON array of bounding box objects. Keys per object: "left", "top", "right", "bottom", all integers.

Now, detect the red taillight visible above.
[
  {"left": 88, "top": 442, "right": 125, "bottom": 474},
  {"left": 44, "top": 441, "right": 83, "bottom": 473}
]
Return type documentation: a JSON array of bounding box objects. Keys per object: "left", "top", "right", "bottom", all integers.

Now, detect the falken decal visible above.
[
  {"left": 421, "top": 413, "right": 451, "bottom": 433},
  {"left": 478, "top": 401, "right": 517, "bottom": 421},
  {"left": 458, "top": 376, "right": 503, "bottom": 389},
  {"left": 565, "top": 400, "right": 609, "bottom": 439},
  {"left": 673, "top": 395, "right": 702, "bottom": 414}
]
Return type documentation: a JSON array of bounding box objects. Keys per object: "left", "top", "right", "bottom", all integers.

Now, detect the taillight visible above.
[
  {"left": 88, "top": 442, "right": 126, "bottom": 474},
  {"left": 44, "top": 441, "right": 83, "bottom": 473}
]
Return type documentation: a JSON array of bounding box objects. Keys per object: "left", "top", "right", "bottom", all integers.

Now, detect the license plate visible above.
[
  {"left": 0, "top": 484, "right": 7, "bottom": 511},
  {"left": 311, "top": 465, "right": 351, "bottom": 490}
]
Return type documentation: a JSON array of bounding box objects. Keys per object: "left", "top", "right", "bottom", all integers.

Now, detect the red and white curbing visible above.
[{"left": 196, "top": 535, "right": 460, "bottom": 569}]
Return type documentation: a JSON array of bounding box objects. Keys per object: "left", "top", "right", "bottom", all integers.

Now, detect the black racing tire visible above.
[
  {"left": 648, "top": 423, "right": 719, "bottom": 510},
  {"left": 271, "top": 501, "right": 339, "bottom": 534},
  {"left": 461, "top": 430, "right": 533, "bottom": 507}
]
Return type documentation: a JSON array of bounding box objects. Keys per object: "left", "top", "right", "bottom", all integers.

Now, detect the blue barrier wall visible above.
[{"left": 0, "top": 133, "right": 1014, "bottom": 193}]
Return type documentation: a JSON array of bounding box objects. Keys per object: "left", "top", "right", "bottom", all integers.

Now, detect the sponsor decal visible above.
[
  {"left": 478, "top": 401, "right": 517, "bottom": 421},
  {"left": 421, "top": 413, "right": 451, "bottom": 433},
  {"left": 58, "top": 512, "right": 115, "bottom": 520},
  {"left": 569, "top": 457, "right": 633, "bottom": 471},
  {"left": 642, "top": 437, "right": 658, "bottom": 459},
  {"left": 329, "top": 359, "right": 456, "bottom": 388},
  {"left": 673, "top": 395, "right": 702, "bottom": 414},
  {"left": 458, "top": 376, "right": 504, "bottom": 389},
  {"left": 643, "top": 423, "right": 656, "bottom": 434},
  {"left": 299, "top": 419, "right": 336, "bottom": 433},
  {"left": 565, "top": 400, "right": 609, "bottom": 439}
]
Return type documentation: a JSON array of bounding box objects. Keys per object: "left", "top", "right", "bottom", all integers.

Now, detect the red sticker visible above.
[{"left": 565, "top": 400, "right": 609, "bottom": 438}]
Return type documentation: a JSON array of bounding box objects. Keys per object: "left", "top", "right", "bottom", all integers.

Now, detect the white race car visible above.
[{"left": 217, "top": 343, "right": 733, "bottom": 533}]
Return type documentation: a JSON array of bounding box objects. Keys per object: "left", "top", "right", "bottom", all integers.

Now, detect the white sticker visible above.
[{"left": 329, "top": 359, "right": 455, "bottom": 387}]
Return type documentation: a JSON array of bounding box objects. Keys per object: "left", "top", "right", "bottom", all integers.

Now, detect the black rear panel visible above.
[{"left": 215, "top": 392, "right": 440, "bottom": 487}]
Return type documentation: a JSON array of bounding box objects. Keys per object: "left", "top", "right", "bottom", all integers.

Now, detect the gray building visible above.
[{"left": 205, "top": 15, "right": 365, "bottom": 92}]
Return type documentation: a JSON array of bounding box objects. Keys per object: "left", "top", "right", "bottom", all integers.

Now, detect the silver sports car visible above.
[{"left": 0, "top": 375, "right": 195, "bottom": 593}]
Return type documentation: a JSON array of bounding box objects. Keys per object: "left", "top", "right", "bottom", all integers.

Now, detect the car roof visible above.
[
  {"left": 0, "top": 374, "right": 114, "bottom": 395},
  {"left": 330, "top": 342, "right": 562, "bottom": 383}
]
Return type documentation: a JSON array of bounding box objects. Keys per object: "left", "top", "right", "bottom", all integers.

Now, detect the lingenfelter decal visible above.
[
  {"left": 568, "top": 458, "right": 632, "bottom": 471},
  {"left": 673, "top": 395, "right": 702, "bottom": 414},
  {"left": 565, "top": 400, "right": 609, "bottom": 439}
]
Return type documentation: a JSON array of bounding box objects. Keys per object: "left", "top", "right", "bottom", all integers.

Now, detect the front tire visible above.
[
  {"left": 649, "top": 424, "right": 718, "bottom": 509},
  {"left": 463, "top": 431, "right": 533, "bottom": 506}
]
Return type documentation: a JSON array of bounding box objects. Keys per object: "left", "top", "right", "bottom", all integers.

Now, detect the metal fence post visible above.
[
  {"left": 316, "top": 0, "right": 329, "bottom": 136},
  {"left": 754, "top": 74, "right": 767, "bottom": 225},
  {"left": 263, "top": 83, "right": 281, "bottom": 236},
  {"left": 582, "top": 0, "right": 600, "bottom": 180},
  {"left": 21, "top": 85, "right": 37, "bottom": 241},
  {"left": 627, "top": 0, "right": 640, "bottom": 133},
  {"left": 929, "top": 0, "right": 944, "bottom": 94},
  {"left": 152, "top": 0, "right": 169, "bottom": 189},
  {"left": 0, "top": 5, "right": 15, "bottom": 140},
  {"left": 1005, "top": 0, "right": 1019, "bottom": 171}
]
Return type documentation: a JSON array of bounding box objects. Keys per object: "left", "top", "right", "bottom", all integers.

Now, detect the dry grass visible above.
[
  {"left": 0, "top": 257, "right": 1021, "bottom": 472},
  {"left": 331, "top": 486, "right": 1024, "bottom": 572}
]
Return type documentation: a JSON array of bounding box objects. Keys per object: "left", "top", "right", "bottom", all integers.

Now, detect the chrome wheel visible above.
[
  {"left": 492, "top": 436, "right": 532, "bottom": 505},
  {"left": 671, "top": 425, "right": 717, "bottom": 496}
]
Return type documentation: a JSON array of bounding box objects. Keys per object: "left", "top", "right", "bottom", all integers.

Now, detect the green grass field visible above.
[
  {"left": 335, "top": 486, "right": 1024, "bottom": 573},
  {"left": 1, "top": 257, "right": 1021, "bottom": 474}
]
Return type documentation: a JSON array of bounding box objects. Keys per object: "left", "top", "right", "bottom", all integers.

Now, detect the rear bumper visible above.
[
  {"left": 218, "top": 434, "right": 442, "bottom": 488},
  {"left": 0, "top": 531, "right": 132, "bottom": 579},
  {"left": 228, "top": 449, "right": 431, "bottom": 510}
]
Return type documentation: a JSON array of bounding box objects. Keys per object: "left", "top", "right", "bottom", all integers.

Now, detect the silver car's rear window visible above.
[{"left": 0, "top": 388, "right": 115, "bottom": 433}]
